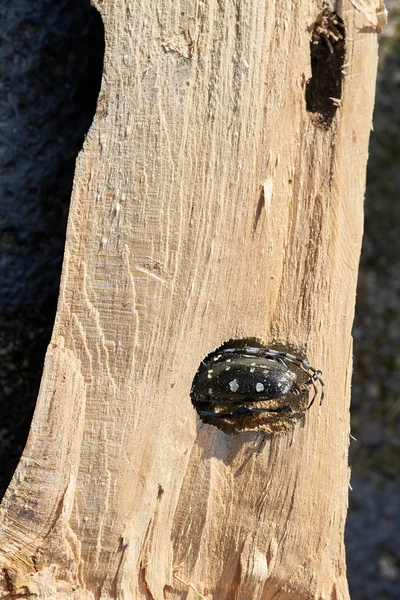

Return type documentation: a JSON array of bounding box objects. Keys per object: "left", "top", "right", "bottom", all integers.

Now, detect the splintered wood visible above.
[{"left": 0, "top": 0, "right": 379, "bottom": 598}]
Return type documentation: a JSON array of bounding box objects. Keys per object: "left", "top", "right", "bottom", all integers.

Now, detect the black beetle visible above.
[{"left": 191, "top": 346, "right": 324, "bottom": 419}]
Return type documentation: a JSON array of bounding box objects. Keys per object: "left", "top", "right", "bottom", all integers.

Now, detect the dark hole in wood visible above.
[{"left": 305, "top": 9, "right": 346, "bottom": 128}]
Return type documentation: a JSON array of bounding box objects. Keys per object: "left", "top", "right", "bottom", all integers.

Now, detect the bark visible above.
[{"left": 0, "top": 0, "right": 382, "bottom": 598}]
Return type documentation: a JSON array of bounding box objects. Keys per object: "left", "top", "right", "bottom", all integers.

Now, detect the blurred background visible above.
[{"left": 0, "top": 1, "right": 398, "bottom": 598}]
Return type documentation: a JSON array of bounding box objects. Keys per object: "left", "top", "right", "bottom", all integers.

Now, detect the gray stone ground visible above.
[
  {"left": 0, "top": 1, "right": 399, "bottom": 597},
  {"left": 346, "top": 3, "right": 400, "bottom": 596}
]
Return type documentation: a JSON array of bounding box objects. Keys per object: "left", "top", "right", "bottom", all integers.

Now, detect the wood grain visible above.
[{"left": 0, "top": 1, "right": 379, "bottom": 598}]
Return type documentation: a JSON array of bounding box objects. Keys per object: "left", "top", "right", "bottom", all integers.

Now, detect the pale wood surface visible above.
[{"left": 0, "top": 1, "right": 380, "bottom": 598}]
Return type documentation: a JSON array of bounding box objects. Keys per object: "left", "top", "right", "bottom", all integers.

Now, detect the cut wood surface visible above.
[{"left": 0, "top": 1, "right": 380, "bottom": 598}]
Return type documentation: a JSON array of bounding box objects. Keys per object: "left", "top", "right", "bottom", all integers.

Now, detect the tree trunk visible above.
[{"left": 0, "top": 0, "right": 381, "bottom": 598}]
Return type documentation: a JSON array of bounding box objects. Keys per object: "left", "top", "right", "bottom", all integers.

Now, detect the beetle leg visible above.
[
  {"left": 305, "top": 369, "right": 324, "bottom": 404},
  {"left": 240, "top": 405, "right": 292, "bottom": 415},
  {"left": 196, "top": 401, "right": 246, "bottom": 418},
  {"left": 274, "top": 353, "right": 313, "bottom": 377},
  {"left": 221, "top": 347, "right": 263, "bottom": 358},
  {"left": 305, "top": 377, "right": 318, "bottom": 410},
  {"left": 292, "top": 382, "right": 302, "bottom": 395},
  {"left": 266, "top": 351, "right": 325, "bottom": 405},
  {"left": 302, "top": 370, "right": 324, "bottom": 406},
  {"left": 276, "top": 357, "right": 287, "bottom": 366},
  {"left": 197, "top": 403, "right": 292, "bottom": 419},
  {"left": 261, "top": 349, "right": 315, "bottom": 380},
  {"left": 197, "top": 408, "right": 249, "bottom": 418},
  {"left": 315, "top": 370, "right": 325, "bottom": 404}
]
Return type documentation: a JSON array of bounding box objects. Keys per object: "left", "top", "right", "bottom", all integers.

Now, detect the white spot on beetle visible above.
[
  {"left": 207, "top": 374, "right": 212, "bottom": 379},
  {"left": 256, "top": 383, "right": 265, "bottom": 392},
  {"left": 250, "top": 368, "right": 255, "bottom": 373},
  {"left": 225, "top": 366, "right": 231, "bottom": 371},
  {"left": 208, "top": 369, "right": 213, "bottom": 374},
  {"left": 229, "top": 379, "right": 239, "bottom": 392},
  {"left": 226, "top": 359, "right": 232, "bottom": 363},
  {"left": 208, "top": 388, "right": 213, "bottom": 394}
]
